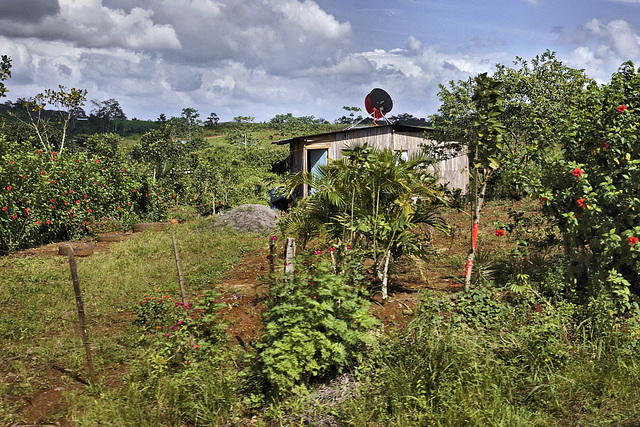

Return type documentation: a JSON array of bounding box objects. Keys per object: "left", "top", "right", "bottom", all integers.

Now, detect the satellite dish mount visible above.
[{"left": 365, "top": 88, "right": 393, "bottom": 126}]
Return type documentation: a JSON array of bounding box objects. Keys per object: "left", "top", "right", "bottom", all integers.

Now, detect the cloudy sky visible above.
[{"left": 1, "top": 0, "right": 639, "bottom": 123}]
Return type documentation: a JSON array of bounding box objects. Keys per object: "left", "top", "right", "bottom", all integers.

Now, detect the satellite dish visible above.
[{"left": 365, "top": 88, "right": 393, "bottom": 124}]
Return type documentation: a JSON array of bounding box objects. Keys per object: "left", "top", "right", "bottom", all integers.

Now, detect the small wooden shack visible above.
[{"left": 275, "top": 124, "right": 468, "bottom": 197}]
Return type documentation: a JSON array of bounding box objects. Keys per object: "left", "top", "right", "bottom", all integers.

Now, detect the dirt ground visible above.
[{"left": 7, "top": 203, "right": 517, "bottom": 425}]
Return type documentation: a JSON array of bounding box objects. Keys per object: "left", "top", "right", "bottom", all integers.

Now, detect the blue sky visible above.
[{"left": 0, "top": 0, "right": 638, "bottom": 123}]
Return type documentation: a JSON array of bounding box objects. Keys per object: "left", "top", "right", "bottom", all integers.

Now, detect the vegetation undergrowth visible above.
[{"left": 0, "top": 219, "right": 264, "bottom": 425}]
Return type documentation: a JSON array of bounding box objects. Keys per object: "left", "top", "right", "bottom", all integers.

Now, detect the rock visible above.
[{"left": 210, "top": 204, "right": 277, "bottom": 235}]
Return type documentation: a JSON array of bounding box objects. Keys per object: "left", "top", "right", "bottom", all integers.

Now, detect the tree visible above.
[
  {"left": 269, "top": 113, "right": 319, "bottom": 138},
  {"left": 204, "top": 112, "right": 219, "bottom": 128},
  {"left": 388, "top": 113, "right": 429, "bottom": 126},
  {"left": 539, "top": 61, "right": 640, "bottom": 308},
  {"left": 13, "top": 85, "right": 87, "bottom": 157},
  {"left": 430, "top": 50, "right": 593, "bottom": 199},
  {"left": 0, "top": 55, "right": 11, "bottom": 98},
  {"left": 281, "top": 144, "right": 449, "bottom": 302},
  {"left": 335, "top": 106, "right": 363, "bottom": 125},
  {"left": 463, "top": 73, "right": 506, "bottom": 291},
  {"left": 227, "top": 116, "right": 258, "bottom": 147},
  {"left": 181, "top": 107, "right": 201, "bottom": 127},
  {"left": 90, "top": 98, "right": 126, "bottom": 133}
]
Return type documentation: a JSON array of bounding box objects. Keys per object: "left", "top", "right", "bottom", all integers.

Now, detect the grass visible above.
[
  {"left": 3, "top": 202, "right": 640, "bottom": 425},
  {"left": 0, "top": 220, "right": 265, "bottom": 425}
]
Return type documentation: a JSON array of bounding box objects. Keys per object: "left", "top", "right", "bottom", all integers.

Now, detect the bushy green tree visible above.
[
  {"left": 430, "top": 51, "right": 593, "bottom": 199},
  {"left": 538, "top": 61, "right": 640, "bottom": 309}
]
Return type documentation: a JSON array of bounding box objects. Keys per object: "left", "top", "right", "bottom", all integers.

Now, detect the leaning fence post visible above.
[
  {"left": 172, "top": 232, "right": 188, "bottom": 306},
  {"left": 67, "top": 248, "right": 97, "bottom": 385}
]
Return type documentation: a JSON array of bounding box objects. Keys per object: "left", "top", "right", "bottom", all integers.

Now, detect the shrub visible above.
[
  {"left": 0, "top": 136, "right": 140, "bottom": 252},
  {"left": 251, "top": 246, "right": 379, "bottom": 394}
]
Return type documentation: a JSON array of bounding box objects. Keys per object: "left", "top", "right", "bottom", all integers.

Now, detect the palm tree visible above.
[{"left": 280, "top": 143, "right": 449, "bottom": 303}]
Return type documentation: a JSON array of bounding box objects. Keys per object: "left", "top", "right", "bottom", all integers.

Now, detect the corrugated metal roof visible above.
[{"left": 272, "top": 123, "right": 435, "bottom": 145}]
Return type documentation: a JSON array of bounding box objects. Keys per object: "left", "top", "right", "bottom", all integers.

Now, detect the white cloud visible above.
[{"left": 567, "top": 18, "right": 640, "bottom": 81}]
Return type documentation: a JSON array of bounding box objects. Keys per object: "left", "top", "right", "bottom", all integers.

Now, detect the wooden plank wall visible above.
[{"left": 287, "top": 129, "right": 469, "bottom": 192}]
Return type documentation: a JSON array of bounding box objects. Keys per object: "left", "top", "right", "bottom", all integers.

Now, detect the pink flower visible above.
[
  {"left": 315, "top": 249, "right": 322, "bottom": 255},
  {"left": 572, "top": 168, "right": 583, "bottom": 178},
  {"left": 271, "top": 236, "right": 277, "bottom": 241},
  {"left": 495, "top": 229, "right": 506, "bottom": 237}
]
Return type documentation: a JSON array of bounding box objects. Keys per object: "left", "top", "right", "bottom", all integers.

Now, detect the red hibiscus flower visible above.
[
  {"left": 496, "top": 229, "right": 506, "bottom": 237},
  {"left": 577, "top": 198, "right": 587, "bottom": 208},
  {"left": 618, "top": 105, "right": 628, "bottom": 113},
  {"left": 572, "top": 168, "right": 583, "bottom": 178},
  {"left": 628, "top": 236, "right": 639, "bottom": 245}
]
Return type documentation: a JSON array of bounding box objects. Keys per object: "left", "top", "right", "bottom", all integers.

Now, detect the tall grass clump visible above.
[{"left": 338, "top": 287, "right": 640, "bottom": 426}]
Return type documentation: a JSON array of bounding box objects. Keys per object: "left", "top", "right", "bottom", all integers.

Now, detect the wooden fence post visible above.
[
  {"left": 284, "top": 237, "right": 295, "bottom": 276},
  {"left": 172, "top": 232, "right": 188, "bottom": 305},
  {"left": 67, "top": 248, "right": 97, "bottom": 385}
]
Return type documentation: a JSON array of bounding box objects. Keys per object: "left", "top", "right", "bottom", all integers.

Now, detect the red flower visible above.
[
  {"left": 95, "top": 159, "right": 99, "bottom": 163},
  {"left": 12, "top": 214, "right": 17, "bottom": 220},
  {"left": 572, "top": 168, "right": 583, "bottom": 178},
  {"left": 37, "top": 220, "right": 41, "bottom": 225},
  {"left": 541, "top": 197, "right": 548, "bottom": 202},
  {"left": 1, "top": 206, "right": 5, "bottom": 211},
  {"left": 38, "top": 149, "right": 42, "bottom": 153},
  {"left": 40, "top": 171, "right": 45, "bottom": 175},
  {"left": 496, "top": 229, "right": 506, "bottom": 237},
  {"left": 6, "top": 185, "right": 11, "bottom": 191},
  {"left": 618, "top": 105, "right": 628, "bottom": 113},
  {"left": 628, "top": 236, "right": 639, "bottom": 245},
  {"left": 577, "top": 198, "right": 587, "bottom": 208},
  {"left": 46, "top": 220, "right": 51, "bottom": 225}
]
